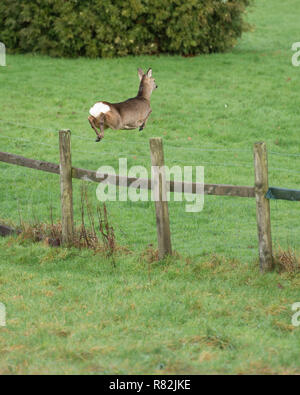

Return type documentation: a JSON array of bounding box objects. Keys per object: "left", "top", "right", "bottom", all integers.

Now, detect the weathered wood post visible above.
[
  {"left": 253, "top": 142, "right": 273, "bottom": 272},
  {"left": 149, "top": 137, "right": 172, "bottom": 260},
  {"left": 59, "top": 130, "right": 74, "bottom": 246}
]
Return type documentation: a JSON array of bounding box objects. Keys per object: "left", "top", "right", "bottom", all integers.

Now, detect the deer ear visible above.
[
  {"left": 146, "top": 68, "right": 152, "bottom": 78},
  {"left": 138, "top": 68, "right": 144, "bottom": 81}
]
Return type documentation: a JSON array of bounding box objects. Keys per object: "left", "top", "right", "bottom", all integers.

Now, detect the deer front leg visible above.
[{"left": 139, "top": 110, "right": 152, "bottom": 132}]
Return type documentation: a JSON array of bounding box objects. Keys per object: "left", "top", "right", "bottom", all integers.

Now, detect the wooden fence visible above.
[{"left": 0, "top": 130, "right": 297, "bottom": 272}]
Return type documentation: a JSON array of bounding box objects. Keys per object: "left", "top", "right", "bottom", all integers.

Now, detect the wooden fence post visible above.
[
  {"left": 59, "top": 130, "right": 74, "bottom": 246},
  {"left": 253, "top": 142, "right": 273, "bottom": 272},
  {"left": 149, "top": 137, "right": 172, "bottom": 260}
]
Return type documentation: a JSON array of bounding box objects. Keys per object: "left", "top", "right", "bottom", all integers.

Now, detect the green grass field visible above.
[{"left": 0, "top": 0, "right": 300, "bottom": 374}]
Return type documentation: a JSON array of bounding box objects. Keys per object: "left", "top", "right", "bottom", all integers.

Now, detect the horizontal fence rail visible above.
[
  {"left": 0, "top": 151, "right": 255, "bottom": 198},
  {"left": 266, "top": 187, "right": 300, "bottom": 202}
]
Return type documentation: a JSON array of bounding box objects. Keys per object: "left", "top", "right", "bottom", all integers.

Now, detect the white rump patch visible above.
[{"left": 89, "top": 102, "right": 110, "bottom": 118}]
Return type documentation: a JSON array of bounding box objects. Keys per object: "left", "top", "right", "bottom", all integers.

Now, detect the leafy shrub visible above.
[{"left": 0, "top": 0, "right": 252, "bottom": 58}]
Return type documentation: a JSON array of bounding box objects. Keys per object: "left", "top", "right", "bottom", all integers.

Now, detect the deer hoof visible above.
[
  {"left": 139, "top": 126, "right": 144, "bottom": 132},
  {"left": 95, "top": 137, "right": 101, "bottom": 142}
]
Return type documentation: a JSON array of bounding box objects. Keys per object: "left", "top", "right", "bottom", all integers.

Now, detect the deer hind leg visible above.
[
  {"left": 96, "top": 113, "right": 106, "bottom": 142},
  {"left": 104, "top": 111, "right": 122, "bottom": 131},
  {"left": 88, "top": 115, "right": 101, "bottom": 140}
]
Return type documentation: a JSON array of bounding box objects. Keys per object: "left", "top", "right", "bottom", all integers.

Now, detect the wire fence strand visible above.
[{"left": 1, "top": 118, "right": 300, "bottom": 177}]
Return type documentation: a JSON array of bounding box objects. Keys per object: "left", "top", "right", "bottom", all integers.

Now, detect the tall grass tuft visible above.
[
  {"left": 10, "top": 183, "right": 120, "bottom": 258},
  {"left": 274, "top": 247, "right": 300, "bottom": 274}
]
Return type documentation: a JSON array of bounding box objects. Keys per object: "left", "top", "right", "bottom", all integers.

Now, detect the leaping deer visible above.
[{"left": 88, "top": 68, "right": 158, "bottom": 142}]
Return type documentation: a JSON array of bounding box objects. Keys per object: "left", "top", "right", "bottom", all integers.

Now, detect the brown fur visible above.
[{"left": 88, "top": 68, "right": 158, "bottom": 142}]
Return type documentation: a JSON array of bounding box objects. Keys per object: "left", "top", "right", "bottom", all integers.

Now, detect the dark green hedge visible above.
[{"left": 0, "top": 0, "right": 252, "bottom": 58}]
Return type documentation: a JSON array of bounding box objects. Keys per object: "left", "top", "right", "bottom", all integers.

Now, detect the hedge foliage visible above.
[{"left": 0, "top": 0, "right": 252, "bottom": 58}]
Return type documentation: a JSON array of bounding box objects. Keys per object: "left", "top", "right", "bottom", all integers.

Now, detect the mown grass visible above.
[
  {"left": 0, "top": 0, "right": 300, "bottom": 374},
  {"left": 0, "top": 236, "right": 300, "bottom": 375}
]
